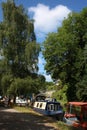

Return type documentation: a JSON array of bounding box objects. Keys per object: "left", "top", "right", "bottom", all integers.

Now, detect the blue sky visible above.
[{"left": 0, "top": 0, "right": 87, "bottom": 81}]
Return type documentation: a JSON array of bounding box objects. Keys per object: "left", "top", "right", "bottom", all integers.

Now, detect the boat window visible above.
[
  {"left": 54, "top": 104, "right": 59, "bottom": 111},
  {"left": 51, "top": 104, "right": 54, "bottom": 110},
  {"left": 47, "top": 104, "right": 54, "bottom": 111},
  {"left": 69, "top": 105, "right": 81, "bottom": 115},
  {"left": 47, "top": 104, "right": 50, "bottom": 110},
  {"left": 36, "top": 103, "right": 39, "bottom": 107},
  {"left": 47, "top": 104, "right": 61, "bottom": 111},
  {"left": 40, "top": 103, "right": 43, "bottom": 108},
  {"left": 54, "top": 105, "right": 57, "bottom": 111}
]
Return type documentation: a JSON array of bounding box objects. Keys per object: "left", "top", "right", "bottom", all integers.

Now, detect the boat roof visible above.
[
  {"left": 35, "top": 100, "right": 60, "bottom": 104},
  {"left": 68, "top": 102, "right": 87, "bottom": 106}
]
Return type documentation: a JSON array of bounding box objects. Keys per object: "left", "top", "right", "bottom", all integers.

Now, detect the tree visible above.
[
  {"left": 7, "top": 75, "right": 46, "bottom": 97},
  {"left": 0, "top": 0, "right": 40, "bottom": 96},
  {"left": 1, "top": 74, "right": 13, "bottom": 95},
  {"left": 76, "top": 44, "right": 87, "bottom": 101},
  {"left": 0, "top": 0, "right": 40, "bottom": 78},
  {"left": 52, "top": 84, "right": 68, "bottom": 105},
  {"left": 43, "top": 8, "right": 87, "bottom": 101}
]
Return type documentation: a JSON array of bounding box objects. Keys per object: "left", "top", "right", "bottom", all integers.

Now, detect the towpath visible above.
[{"left": 0, "top": 107, "right": 59, "bottom": 130}]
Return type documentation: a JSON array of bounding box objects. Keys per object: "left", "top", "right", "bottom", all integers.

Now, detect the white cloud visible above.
[{"left": 28, "top": 4, "right": 71, "bottom": 35}]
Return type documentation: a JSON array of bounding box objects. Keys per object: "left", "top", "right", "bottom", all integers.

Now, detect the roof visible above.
[{"left": 68, "top": 102, "right": 87, "bottom": 106}]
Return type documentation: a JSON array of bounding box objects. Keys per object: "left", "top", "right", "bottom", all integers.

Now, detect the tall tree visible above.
[
  {"left": 0, "top": 0, "right": 40, "bottom": 78},
  {"left": 43, "top": 8, "right": 87, "bottom": 101},
  {"left": 0, "top": 0, "right": 41, "bottom": 96}
]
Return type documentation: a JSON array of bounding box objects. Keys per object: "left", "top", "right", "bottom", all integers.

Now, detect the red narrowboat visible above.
[{"left": 64, "top": 102, "right": 87, "bottom": 130}]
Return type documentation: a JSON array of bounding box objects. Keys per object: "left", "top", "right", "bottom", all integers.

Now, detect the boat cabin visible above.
[{"left": 64, "top": 102, "right": 87, "bottom": 130}]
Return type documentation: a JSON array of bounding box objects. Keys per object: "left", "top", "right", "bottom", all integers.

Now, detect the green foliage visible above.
[
  {"left": 52, "top": 84, "right": 68, "bottom": 105},
  {"left": 57, "top": 121, "right": 80, "bottom": 130},
  {"left": 43, "top": 8, "right": 87, "bottom": 101},
  {"left": 8, "top": 77, "right": 32, "bottom": 96},
  {"left": 76, "top": 44, "right": 87, "bottom": 101},
  {"left": 45, "top": 82, "right": 54, "bottom": 91},
  {"left": 7, "top": 75, "right": 46, "bottom": 96},
  {"left": 0, "top": 0, "right": 42, "bottom": 96},
  {"left": 0, "top": 0, "right": 40, "bottom": 78},
  {"left": 25, "top": 41, "right": 40, "bottom": 73},
  {"left": 1, "top": 74, "right": 13, "bottom": 95},
  {"left": 76, "top": 80, "right": 87, "bottom": 101}
]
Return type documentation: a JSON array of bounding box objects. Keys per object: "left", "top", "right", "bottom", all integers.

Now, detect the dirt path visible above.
[{"left": 0, "top": 107, "right": 59, "bottom": 130}]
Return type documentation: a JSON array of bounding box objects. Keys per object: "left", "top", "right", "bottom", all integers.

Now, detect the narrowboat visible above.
[
  {"left": 33, "top": 98, "right": 64, "bottom": 120},
  {"left": 63, "top": 102, "right": 87, "bottom": 130}
]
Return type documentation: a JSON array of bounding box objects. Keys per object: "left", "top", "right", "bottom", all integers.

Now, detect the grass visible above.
[
  {"left": 14, "top": 106, "right": 38, "bottom": 114},
  {"left": 56, "top": 121, "right": 81, "bottom": 130},
  {"left": 14, "top": 106, "right": 32, "bottom": 112}
]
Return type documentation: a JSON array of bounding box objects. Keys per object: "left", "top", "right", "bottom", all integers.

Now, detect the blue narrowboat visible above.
[{"left": 33, "top": 98, "right": 64, "bottom": 120}]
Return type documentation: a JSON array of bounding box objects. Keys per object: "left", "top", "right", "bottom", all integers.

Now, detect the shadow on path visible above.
[{"left": 0, "top": 107, "right": 58, "bottom": 130}]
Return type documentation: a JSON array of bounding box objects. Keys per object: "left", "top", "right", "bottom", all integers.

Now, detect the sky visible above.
[{"left": 0, "top": 0, "right": 87, "bottom": 81}]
